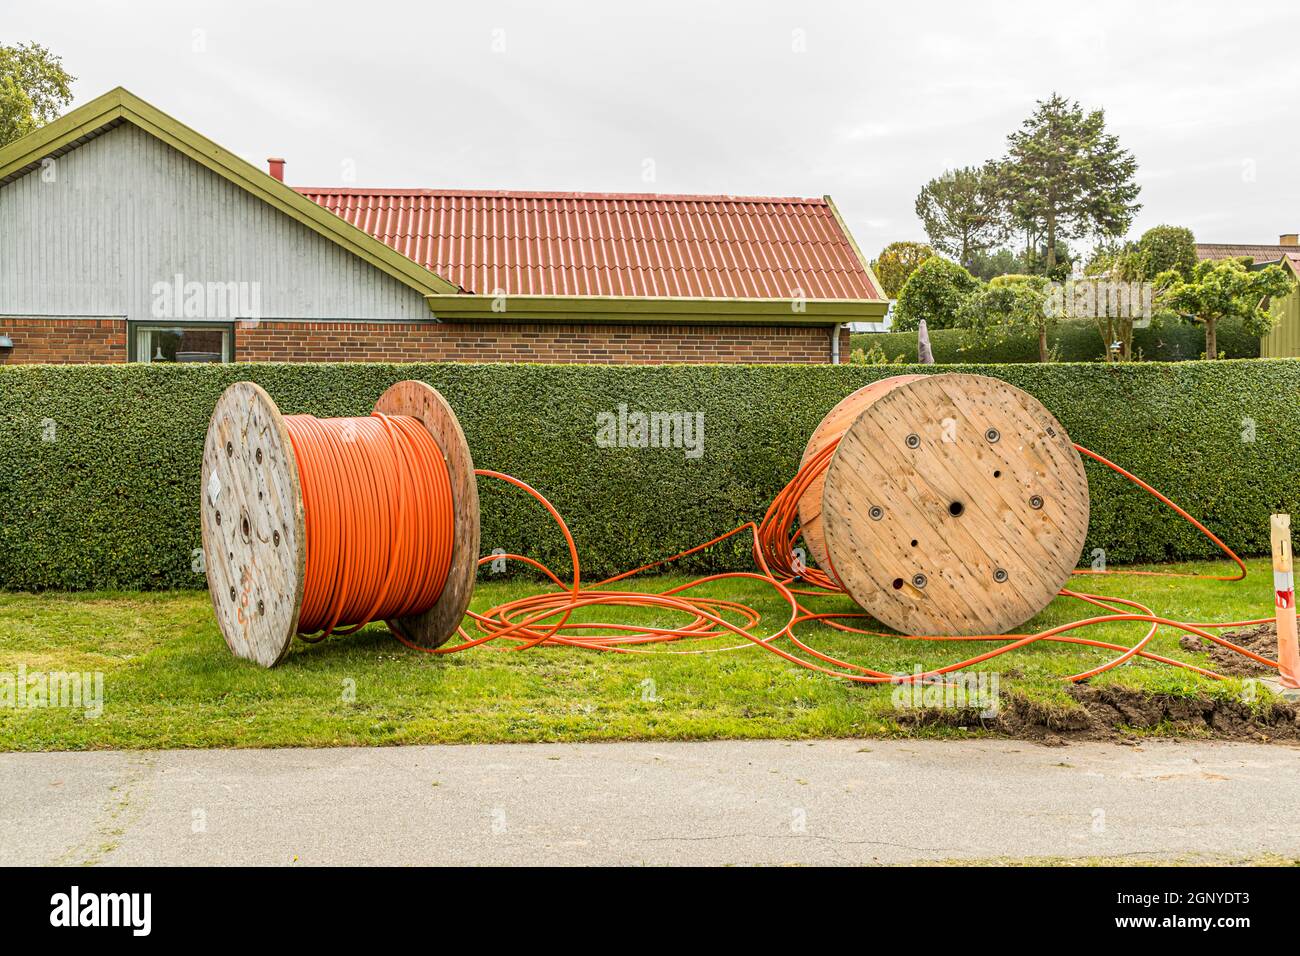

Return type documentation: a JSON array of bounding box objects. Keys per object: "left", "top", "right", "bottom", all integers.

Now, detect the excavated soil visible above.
[
  {"left": 898, "top": 683, "right": 1300, "bottom": 745},
  {"left": 1179, "top": 623, "right": 1278, "bottom": 677}
]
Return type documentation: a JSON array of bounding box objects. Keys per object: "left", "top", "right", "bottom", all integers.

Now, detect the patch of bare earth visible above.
[
  {"left": 1179, "top": 623, "right": 1277, "bottom": 677},
  {"left": 899, "top": 683, "right": 1299, "bottom": 745},
  {"left": 900, "top": 625, "right": 1300, "bottom": 744}
]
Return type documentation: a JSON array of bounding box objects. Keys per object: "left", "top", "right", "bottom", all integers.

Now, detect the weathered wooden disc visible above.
[
  {"left": 821, "top": 373, "right": 1089, "bottom": 636},
  {"left": 201, "top": 382, "right": 306, "bottom": 668},
  {"left": 374, "top": 380, "right": 480, "bottom": 649},
  {"left": 798, "top": 375, "right": 924, "bottom": 577}
]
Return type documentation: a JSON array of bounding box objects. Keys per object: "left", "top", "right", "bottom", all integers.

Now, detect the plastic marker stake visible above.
[{"left": 1270, "top": 514, "right": 1300, "bottom": 689}]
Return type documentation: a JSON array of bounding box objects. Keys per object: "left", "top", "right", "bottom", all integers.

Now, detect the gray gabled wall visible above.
[{"left": 0, "top": 122, "right": 429, "bottom": 322}]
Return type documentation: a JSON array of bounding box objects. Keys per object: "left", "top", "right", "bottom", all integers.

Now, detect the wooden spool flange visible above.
[
  {"left": 815, "top": 373, "right": 1089, "bottom": 637},
  {"left": 200, "top": 380, "right": 479, "bottom": 667},
  {"left": 798, "top": 375, "right": 924, "bottom": 576},
  {"left": 372, "top": 380, "right": 480, "bottom": 650}
]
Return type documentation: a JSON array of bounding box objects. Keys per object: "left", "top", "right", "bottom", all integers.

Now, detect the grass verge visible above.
[{"left": 0, "top": 559, "right": 1293, "bottom": 750}]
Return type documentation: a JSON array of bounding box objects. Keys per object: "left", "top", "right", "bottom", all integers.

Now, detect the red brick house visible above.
[{"left": 0, "top": 88, "right": 886, "bottom": 366}]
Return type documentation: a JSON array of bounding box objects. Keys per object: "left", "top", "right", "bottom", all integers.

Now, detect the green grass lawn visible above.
[{"left": 0, "top": 559, "right": 1286, "bottom": 751}]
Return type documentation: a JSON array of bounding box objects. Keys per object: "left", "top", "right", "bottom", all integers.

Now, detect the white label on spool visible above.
[{"left": 207, "top": 470, "right": 221, "bottom": 505}]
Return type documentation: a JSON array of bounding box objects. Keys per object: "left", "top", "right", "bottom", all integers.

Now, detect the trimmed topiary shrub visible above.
[
  {"left": 1, "top": 359, "right": 1297, "bottom": 591},
  {"left": 892, "top": 257, "right": 981, "bottom": 331},
  {"left": 853, "top": 318, "right": 1261, "bottom": 364}
]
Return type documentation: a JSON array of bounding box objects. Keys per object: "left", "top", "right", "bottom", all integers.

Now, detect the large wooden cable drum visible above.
[
  {"left": 200, "top": 380, "right": 479, "bottom": 667},
  {"left": 807, "top": 373, "right": 1089, "bottom": 637}
]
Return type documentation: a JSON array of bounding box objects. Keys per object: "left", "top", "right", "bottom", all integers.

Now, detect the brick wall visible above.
[
  {"left": 0, "top": 318, "right": 126, "bottom": 364},
  {"left": 0, "top": 318, "right": 850, "bottom": 365},
  {"left": 236, "top": 321, "right": 847, "bottom": 364}
]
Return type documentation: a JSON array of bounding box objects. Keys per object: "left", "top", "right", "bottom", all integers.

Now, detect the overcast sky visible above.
[{"left": 8, "top": 0, "right": 1300, "bottom": 258}]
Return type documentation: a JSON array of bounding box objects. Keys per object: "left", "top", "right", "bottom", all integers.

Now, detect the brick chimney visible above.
[
  {"left": 267, "top": 157, "right": 286, "bottom": 182},
  {"left": 1281, "top": 233, "right": 1298, "bottom": 246}
]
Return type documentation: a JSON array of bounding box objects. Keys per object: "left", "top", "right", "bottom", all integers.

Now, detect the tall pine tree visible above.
[{"left": 995, "top": 94, "right": 1140, "bottom": 273}]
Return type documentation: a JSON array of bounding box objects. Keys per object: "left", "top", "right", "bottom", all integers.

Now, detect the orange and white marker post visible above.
[{"left": 1270, "top": 514, "right": 1300, "bottom": 689}]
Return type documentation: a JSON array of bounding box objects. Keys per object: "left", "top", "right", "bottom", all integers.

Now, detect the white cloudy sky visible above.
[{"left": 7, "top": 0, "right": 1299, "bottom": 259}]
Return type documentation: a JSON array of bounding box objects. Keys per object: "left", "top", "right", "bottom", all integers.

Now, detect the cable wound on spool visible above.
[
  {"left": 813, "top": 373, "right": 1090, "bottom": 637},
  {"left": 200, "top": 380, "right": 479, "bottom": 667},
  {"left": 284, "top": 413, "right": 454, "bottom": 638}
]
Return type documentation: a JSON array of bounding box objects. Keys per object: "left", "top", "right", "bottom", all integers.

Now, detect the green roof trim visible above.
[
  {"left": 426, "top": 293, "right": 887, "bottom": 325},
  {"left": 0, "top": 87, "right": 459, "bottom": 298}
]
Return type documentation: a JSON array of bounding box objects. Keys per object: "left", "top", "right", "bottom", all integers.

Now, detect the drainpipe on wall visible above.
[{"left": 831, "top": 323, "right": 843, "bottom": 364}]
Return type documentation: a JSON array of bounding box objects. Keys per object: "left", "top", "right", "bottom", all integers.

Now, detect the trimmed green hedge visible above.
[
  {"left": 2, "top": 359, "right": 1298, "bottom": 591},
  {"left": 853, "top": 318, "right": 1260, "bottom": 364}
]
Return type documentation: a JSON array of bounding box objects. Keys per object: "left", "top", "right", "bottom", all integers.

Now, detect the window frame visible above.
[{"left": 127, "top": 320, "right": 237, "bottom": 364}]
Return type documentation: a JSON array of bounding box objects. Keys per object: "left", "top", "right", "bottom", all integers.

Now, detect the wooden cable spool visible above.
[
  {"left": 200, "top": 380, "right": 479, "bottom": 667},
  {"left": 802, "top": 373, "right": 1089, "bottom": 636}
]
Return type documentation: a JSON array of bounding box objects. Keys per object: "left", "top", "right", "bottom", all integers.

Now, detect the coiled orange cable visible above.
[
  {"left": 284, "top": 413, "right": 454, "bottom": 639},
  {"left": 279, "top": 409, "right": 1277, "bottom": 686},
  {"left": 396, "top": 448, "right": 1276, "bottom": 686}
]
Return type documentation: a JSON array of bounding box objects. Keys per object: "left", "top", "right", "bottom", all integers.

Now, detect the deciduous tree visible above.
[
  {"left": 870, "top": 241, "right": 935, "bottom": 299},
  {"left": 958, "top": 275, "right": 1053, "bottom": 362},
  {"left": 1159, "top": 258, "right": 1293, "bottom": 359},
  {"left": 893, "top": 256, "right": 981, "bottom": 332},
  {"left": 1132, "top": 225, "right": 1197, "bottom": 282}
]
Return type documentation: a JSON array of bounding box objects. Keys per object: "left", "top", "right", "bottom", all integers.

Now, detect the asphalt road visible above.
[{"left": 3, "top": 739, "right": 1298, "bottom": 866}]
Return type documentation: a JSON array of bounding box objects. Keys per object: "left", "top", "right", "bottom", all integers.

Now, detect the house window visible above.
[{"left": 130, "top": 322, "right": 234, "bottom": 363}]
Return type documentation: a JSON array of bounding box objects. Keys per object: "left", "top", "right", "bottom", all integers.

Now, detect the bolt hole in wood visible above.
[{"left": 948, "top": 501, "right": 965, "bottom": 517}]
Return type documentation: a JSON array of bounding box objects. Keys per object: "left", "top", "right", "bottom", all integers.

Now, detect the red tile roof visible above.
[{"left": 297, "top": 188, "right": 882, "bottom": 300}]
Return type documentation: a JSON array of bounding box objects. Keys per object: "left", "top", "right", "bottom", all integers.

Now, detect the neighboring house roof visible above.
[
  {"left": 1196, "top": 242, "right": 1299, "bottom": 263},
  {"left": 1196, "top": 244, "right": 1300, "bottom": 284},
  {"left": 0, "top": 87, "right": 457, "bottom": 300},
  {"left": 298, "top": 188, "right": 883, "bottom": 301}
]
